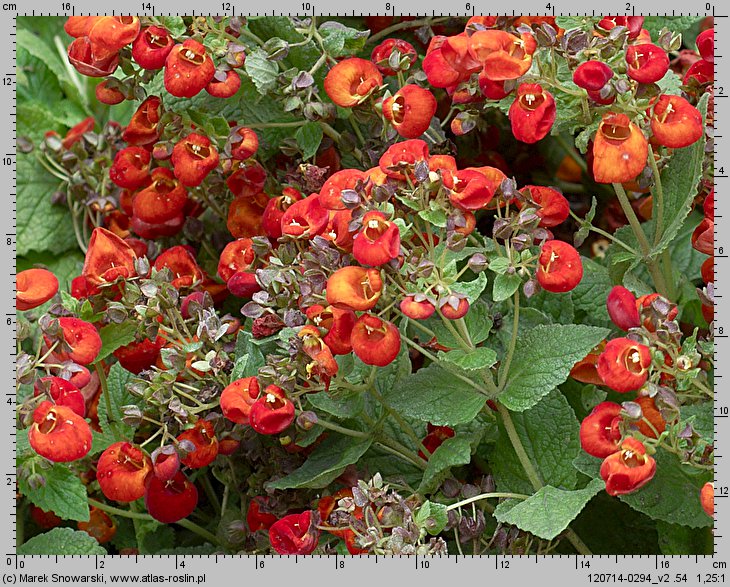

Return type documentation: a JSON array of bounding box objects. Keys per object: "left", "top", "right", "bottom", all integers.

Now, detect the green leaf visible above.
[
  {"left": 266, "top": 434, "right": 372, "bottom": 490},
  {"left": 439, "top": 347, "right": 497, "bottom": 371},
  {"left": 681, "top": 402, "right": 713, "bottom": 439},
  {"left": 231, "top": 330, "right": 266, "bottom": 380},
  {"left": 528, "top": 290, "right": 575, "bottom": 324},
  {"left": 499, "top": 324, "right": 609, "bottom": 412},
  {"left": 422, "top": 301, "right": 492, "bottom": 348},
  {"left": 96, "top": 363, "right": 139, "bottom": 444},
  {"left": 244, "top": 47, "right": 280, "bottom": 95},
  {"left": 295, "top": 121, "right": 323, "bottom": 160},
  {"left": 651, "top": 93, "right": 708, "bottom": 258},
  {"left": 18, "top": 528, "right": 106, "bottom": 555},
  {"left": 573, "top": 449, "right": 712, "bottom": 528},
  {"left": 382, "top": 363, "right": 486, "bottom": 426},
  {"left": 307, "top": 389, "right": 364, "bottom": 418},
  {"left": 17, "top": 153, "right": 77, "bottom": 256},
  {"left": 248, "top": 17, "right": 322, "bottom": 73},
  {"left": 95, "top": 322, "right": 137, "bottom": 364},
  {"left": 643, "top": 16, "right": 702, "bottom": 38},
  {"left": 418, "top": 206, "right": 448, "bottom": 228},
  {"left": 555, "top": 16, "right": 599, "bottom": 31},
  {"left": 657, "top": 521, "right": 713, "bottom": 555},
  {"left": 492, "top": 273, "right": 521, "bottom": 303},
  {"left": 493, "top": 390, "right": 580, "bottom": 494},
  {"left": 450, "top": 272, "right": 488, "bottom": 303},
  {"left": 570, "top": 257, "right": 613, "bottom": 327},
  {"left": 159, "top": 16, "right": 187, "bottom": 38},
  {"left": 19, "top": 462, "right": 90, "bottom": 522},
  {"left": 319, "top": 23, "right": 369, "bottom": 57},
  {"left": 418, "top": 436, "right": 472, "bottom": 493},
  {"left": 414, "top": 501, "right": 449, "bottom": 536},
  {"left": 657, "top": 70, "right": 683, "bottom": 96},
  {"left": 494, "top": 478, "right": 604, "bottom": 540},
  {"left": 134, "top": 518, "right": 175, "bottom": 555}
]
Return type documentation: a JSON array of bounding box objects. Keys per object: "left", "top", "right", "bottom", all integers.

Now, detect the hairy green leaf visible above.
[
  {"left": 18, "top": 528, "right": 105, "bottom": 555},
  {"left": 19, "top": 463, "right": 90, "bottom": 522},
  {"left": 418, "top": 436, "right": 472, "bottom": 493}
]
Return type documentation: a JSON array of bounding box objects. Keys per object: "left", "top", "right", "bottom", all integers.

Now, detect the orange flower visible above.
[
  {"left": 570, "top": 341, "right": 607, "bottom": 386},
  {"left": 249, "top": 385, "right": 295, "bottom": 435},
  {"left": 382, "top": 85, "right": 437, "bottom": 139},
  {"left": 280, "top": 194, "right": 329, "bottom": 238},
  {"left": 218, "top": 238, "right": 255, "bottom": 282},
  {"left": 227, "top": 192, "right": 268, "bottom": 238},
  {"left": 634, "top": 396, "right": 666, "bottom": 439},
  {"left": 82, "top": 227, "right": 137, "bottom": 287},
  {"left": 305, "top": 304, "right": 356, "bottom": 355},
  {"left": 64, "top": 16, "right": 103, "bottom": 38},
  {"left": 178, "top": 420, "right": 219, "bottom": 469},
  {"left": 113, "top": 337, "right": 165, "bottom": 374},
  {"left": 651, "top": 94, "right": 703, "bottom": 149},
  {"left": 164, "top": 39, "right": 215, "bottom": 98},
  {"left": 67, "top": 37, "right": 119, "bottom": 77},
  {"left": 600, "top": 437, "right": 656, "bottom": 496},
  {"left": 400, "top": 295, "right": 436, "bottom": 320},
  {"left": 132, "top": 168, "right": 188, "bottom": 225},
  {"left": 468, "top": 30, "right": 536, "bottom": 81},
  {"left": 448, "top": 169, "right": 495, "bottom": 211},
  {"left": 422, "top": 34, "right": 480, "bottom": 88},
  {"left": 109, "top": 146, "right": 151, "bottom": 190},
  {"left": 171, "top": 133, "right": 220, "bottom": 187},
  {"left": 262, "top": 188, "right": 302, "bottom": 239},
  {"left": 326, "top": 266, "right": 382, "bottom": 312},
  {"left": 580, "top": 401, "right": 623, "bottom": 458},
  {"left": 352, "top": 211, "right": 400, "bottom": 267},
  {"left": 221, "top": 377, "right": 261, "bottom": 425},
  {"left": 508, "top": 83, "right": 556, "bottom": 144},
  {"left": 88, "top": 16, "right": 140, "bottom": 60},
  {"left": 206, "top": 70, "right": 242, "bottom": 98},
  {"left": 319, "top": 169, "right": 366, "bottom": 210},
  {"left": 378, "top": 139, "right": 430, "bottom": 180},
  {"left": 95, "top": 81, "right": 125, "bottom": 105},
  {"left": 536, "top": 240, "right": 583, "bottom": 293},
  {"left": 153, "top": 246, "right": 203, "bottom": 289},
  {"left": 29, "top": 400, "right": 92, "bottom": 462},
  {"left": 701, "top": 482, "right": 714, "bottom": 517},
  {"left": 230, "top": 127, "right": 260, "bottom": 160},
  {"left": 132, "top": 26, "right": 174, "bottom": 70},
  {"left": 596, "top": 337, "right": 651, "bottom": 393},
  {"left": 324, "top": 57, "right": 383, "bottom": 107},
  {"left": 518, "top": 185, "right": 569, "bottom": 227},
  {"left": 226, "top": 161, "right": 267, "bottom": 198},
  {"left": 33, "top": 376, "right": 86, "bottom": 417},
  {"left": 78, "top": 508, "right": 116, "bottom": 544},
  {"left": 16, "top": 268, "right": 58, "bottom": 311},
  {"left": 592, "top": 113, "right": 648, "bottom": 184},
  {"left": 122, "top": 96, "right": 162, "bottom": 146},
  {"left": 97, "top": 442, "right": 152, "bottom": 502},
  {"left": 606, "top": 285, "right": 641, "bottom": 331},
  {"left": 298, "top": 325, "right": 339, "bottom": 383},
  {"left": 350, "top": 313, "right": 401, "bottom": 367},
  {"left": 371, "top": 38, "right": 417, "bottom": 76}
]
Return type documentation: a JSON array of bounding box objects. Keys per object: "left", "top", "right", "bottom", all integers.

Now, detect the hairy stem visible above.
[{"left": 498, "top": 291, "right": 520, "bottom": 391}]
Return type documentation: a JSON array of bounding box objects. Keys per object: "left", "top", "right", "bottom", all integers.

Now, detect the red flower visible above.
[
  {"left": 305, "top": 304, "right": 356, "bottom": 355},
  {"left": 519, "top": 185, "right": 569, "bottom": 227},
  {"left": 371, "top": 38, "right": 417, "bottom": 76},
  {"left": 651, "top": 94, "right": 703, "bottom": 149},
  {"left": 226, "top": 193, "right": 267, "bottom": 239},
  {"left": 606, "top": 285, "right": 641, "bottom": 331},
  {"left": 34, "top": 376, "right": 86, "bottom": 417},
  {"left": 597, "top": 337, "right": 652, "bottom": 393},
  {"left": 350, "top": 313, "right": 401, "bottom": 367},
  {"left": 400, "top": 295, "right": 436, "bottom": 320},
  {"left": 423, "top": 34, "right": 480, "bottom": 88},
  {"left": 701, "top": 482, "right": 714, "bottom": 517},
  {"left": 87, "top": 16, "right": 140, "bottom": 60},
  {"left": 206, "top": 70, "right": 242, "bottom": 98},
  {"left": 262, "top": 188, "right": 302, "bottom": 239},
  {"left": 600, "top": 437, "right": 656, "bottom": 496},
  {"left": 82, "top": 227, "right": 137, "bottom": 288},
  {"left": 536, "top": 240, "right": 583, "bottom": 293},
  {"left": 178, "top": 420, "right": 219, "bottom": 469},
  {"left": 692, "top": 217, "right": 714, "bottom": 255},
  {"left": 419, "top": 424, "right": 455, "bottom": 459},
  {"left": 29, "top": 401, "right": 92, "bottom": 462},
  {"left": 598, "top": 16, "right": 644, "bottom": 39},
  {"left": 171, "top": 133, "right": 219, "bottom": 187},
  {"left": 132, "top": 26, "right": 174, "bottom": 70},
  {"left": 299, "top": 325, "right": 339, "bottom": 383},
  {"left": 95, "top": 81, "right": 125, "bottom": 105},
  {"left": 448, "top": 169, "right": 495, "bottom": 211},
  {"left": 226, "top": 161, "right": 267, "bottom": 198},
  {"left": 113, "top": 337, "right": 165, "bottom": 374},
  {"left": 697, "top": 29, "right": 714, "bottom": 63},
  {"left": 78, "top": 508, "right": 116, "bottom": 544},
  {"left": 382, "top": 85, "right": 437, "bottom": 139},
  {"left": 508, "top": 84, "right": 556, "bottom": 144},
  {"left": 164, "top": 39, "right": 215, "bottom": 98},
  {"left": 280, "top": 194, "right": 329, "bottom": 238},
  {"left": 153, "top": 246, "right": 203, "bottom": 289},
  {"left": 220, "top": 377, "right": 261, "bottom": 425},
  {"left": 684, "top": 59, "right": 713, "bottom": 85},
  {"left": 151, "top": 446, "right": 181, "bottom": 482},
  {"left": 97, "top": 442, "right": 152, "bottom": 502},
  {"left": 145, "top": 471, "right": 198, "bottom": 523},
  {"left": 479, "top": 73, "right": 511, "bottom": 100},
  {"left": 326, "top": 266, "right": 382, "bottom": 311},
  {"left": 324, "top": 57, "right": 382, "bottom": 107},
  {"left": 249, "top": 385, "right": 295, "bottom": 435},
  {"left": 592, "top": 113, "right": 648, "bottom": 184},
  {"left": 230, "top": 127, "right": 260, "bottom": 160},
  {"left": 67, "top": 37, "right": 119, "bottom": 77},
  {"left": 269, "top": 511, "right": 320, "bottom": 555},
  {"left": 17, "top": 268, "right": 58, "bottom": 311},
  {"left": 132, "top": 167, "right": 188, "bottom": 225},
  {"left": 110, "top": 147, "right": 151, "bottom": 190},
  {"left": 64, "top": 16, "right": 102, "bottom": 38},
  {"left": 60, "top": 117, "right": 95, "bottom": 149},
  {"left": 48, "top": 317, "right": 103, "bottom": 365},
  {"left": 580, "top": 401, "right": 623, "bottom": 458},
  {"left": 352, "top": 211, "right": 400, "bottom": 267},
  {"left": 468, "top": 30, "right": 536, "bottom": 81},
  {"left": 218, "top": 238, "right": 255, "bottom": 282},
  {"left": 378, "top": 139, "right": 430, "bottom": 180},
  {"left": 440, "top": 296, "right": 469, "bottom": 320},
  {"left": 122, "top": 96, "right": 162, "bottom": 146},
  {"left": 319, "top": 169, "right": 366, "bottom": 210},
  {"left": 227, "top": 271, "right": 262, "bottom": 298},
  {"left": 573, "top": 61, "right": 613, "bottom": 91},
  {"left": 626, "top": 44, "right": 669, "bottom": 84},
  {"left": 634, "top": 396, "right": 666, "bottom": 439},
  {"left": 247, "top": 496, "right": 278, "bottom": 532}
]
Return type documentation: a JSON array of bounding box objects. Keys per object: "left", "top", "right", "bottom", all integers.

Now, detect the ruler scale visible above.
[{"left": 6, "top": 3, "right": 727, "bottom": 585}]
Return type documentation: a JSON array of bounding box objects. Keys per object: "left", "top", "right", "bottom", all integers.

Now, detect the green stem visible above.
[
  {"left": 554, "top": 134, "right": 587, "bottom": 174},
  {"left": 374, "top": 437, "right": 427, "bottom": 471},
  {"left": 366, "top": 16, "right": 451, "bottom": 45},
  {"left": 238, "top": 27, "right": 265, "bottom": 46},
  {"left": 498, "top": 291, "right": 520, "bottom": 391},
  {"left": 88, "top": 499, "right": 224, "bottom": 547},
  {"left": 200, "top": 473, "right": 221, "bottom": 516},
  {"left": 96, "top": 363, "right": 120, "bottom": 439},
  {"left": 319, "top": 122, "right": 363, "bottom": 161},
  {"left": 613, "top": 183, "right": 671, "bottom": 299},
  {"left": 308, "top": 414, "right": 370, "bottom": 438},
  {"left": 244, "top": 120, "right": 307, "bottom": 130},
  {"left": 446, "top": 492, "right": 529, "bottom": 511},
  {"left": 567, "top": 209, "right": 639, "bottom": 255},
  {"left": 648, "top": 145, "right": 664, "bottom": 247},
  {"left": 369, "top": 386, "right": 429, "bottom": 456}
]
